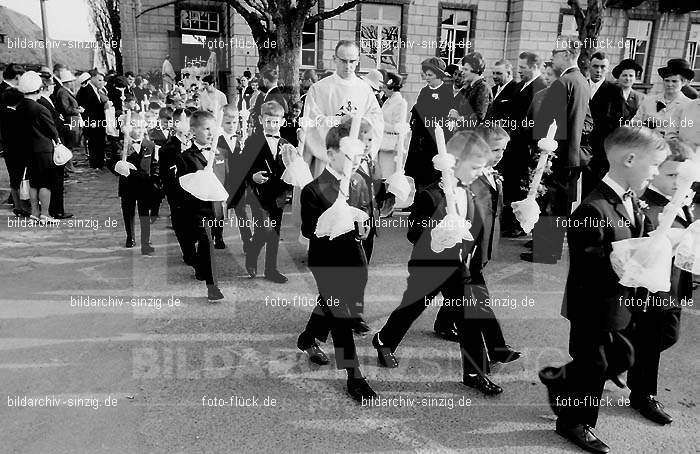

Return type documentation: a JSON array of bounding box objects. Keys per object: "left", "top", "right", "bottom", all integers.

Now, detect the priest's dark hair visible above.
[{"left": 190, "top": 110, "right": 216, "bottom": 128}]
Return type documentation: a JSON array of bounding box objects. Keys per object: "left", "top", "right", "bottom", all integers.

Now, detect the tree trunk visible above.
[
  {"left": 256, "top": 31, "right": 279, "bottom": 70},
  {"left": 569, "top": 0, "right": 604, "bottom": 76},
  {"left": 276, "top": 15, "right": 304, "bottom": 104}
]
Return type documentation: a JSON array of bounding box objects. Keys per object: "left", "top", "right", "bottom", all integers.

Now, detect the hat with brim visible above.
[
  {"left": 18, "top": 71, "right": 42, "bottom": 94},
  {"left": 658, "top": 58, "right": 695, "bottom": 81},
  {"left": 612, "top": 59, "right": 643, "bottom": 79},
  {"left": 77, "top": 73, "right": 91, "bottom": 84},
  {"left": 58, "top": 69, "right": 76, "bottom": 83},
  {"left": 362, "top": 69, "right": 384, "bottom": 91},
  {"left": 421, "top": 57, "right": 446, "bottom": 78}
]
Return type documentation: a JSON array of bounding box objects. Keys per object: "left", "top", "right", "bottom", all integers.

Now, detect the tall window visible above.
[
  {"left": 301, "top": 21, "right": 317, "bottom": 68},
  {"left": 359, "top": 4, "right": 401, "bottom": 71},
  {"left": 180, "top": 10, "right": 219, "bottom": 33},
  {"left": 439, "top": 9, "right": 472, "bottom": 66},
  {"left": 624, "top": 20, "right": 653, "bottom": 81},
  {"left": 686, "top": 24, "right": 700, "bottom": 82}
]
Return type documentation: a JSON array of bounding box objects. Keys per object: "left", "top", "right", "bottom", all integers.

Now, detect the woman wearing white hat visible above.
[{"left": 15, "top": 71, "right": 61, "bottom": 224}]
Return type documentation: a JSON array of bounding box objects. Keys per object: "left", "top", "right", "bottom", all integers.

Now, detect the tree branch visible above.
[
  {"left": 306, "top": 0, "right": 362, "bottom": 24},
  {"left": 224, "top": 0, "right": 268, "bottom": 39}
]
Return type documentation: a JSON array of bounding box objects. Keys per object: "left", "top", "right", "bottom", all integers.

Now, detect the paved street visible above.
[{"left": 0, "top": 153, "right": 698, "bottom": 454}]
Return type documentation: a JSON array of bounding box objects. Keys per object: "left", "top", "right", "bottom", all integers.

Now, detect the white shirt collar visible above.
[
  {"left": 602, "top": 173, "right": 630, "bottom": 200},
  {"left": 520, "top": 75, "right": 540, "bottom": 91},
  {"left": 428, "top": 81, "right": 444, "bottom": 90}
]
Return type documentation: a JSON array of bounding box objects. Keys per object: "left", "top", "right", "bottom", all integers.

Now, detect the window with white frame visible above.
[
  {"left": 359, "top": 3, "right": 401, "bottom": 71},
  {"left": 439, "top": 9, "right": 472, "bottom": 66},
  {"left": 180, "top": 10, "right": 219, "bottom": 33},
  {"left": 301, "top": 20, "right": 317, "bottom": 68},
  {"left": 686, "top": 24, "right": 700, "bottom": 80},
  {"left": 560, "top": 13, "right": 578, "bottom": 36},
  {"left": 624, "top": 20, "right": 653, "bottom": 81}
]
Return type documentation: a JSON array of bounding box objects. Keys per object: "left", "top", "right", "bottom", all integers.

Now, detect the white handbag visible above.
[
  {"left": 53, "top": 140, "right": 73, "bottom": 166},
  {"left": 19, "top": 168, "right": 30, "bottom": 200}
]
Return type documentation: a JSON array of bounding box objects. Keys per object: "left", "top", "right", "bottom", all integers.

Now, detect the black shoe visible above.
[
  {"left": 555, "top": 421, "right": 610, "bottom": 453},
  {"left": 141, "top": 245, "right": 155, "bottom": 255},
  {"left": 609, "top": 374, "right": 626, "bottom": 389},
  {"left": 347, "top": 377, "right": 377, "bottom": 403},
  {"left": 491, "top": 345, "right": 522, "bottom": 364},
  {"left": 520, "top": 252, "right": 557, "bottom": 264},
  {"left": 264, "top": 270, "right": 288, "bottom": 284},
  {"left": 462, "top": 373, "right": 503, "bottom": 396},
  {"left": 53, "top": 212, "right": 74, "bottom": 219},
  {"left": 214, "top": 237, "right": 226, "bottom": 249},
  {"left": 630, "top": 394, "right": 673, "bottom": 425},
  {"left": 125, "top": 238, "right": 135, "bottom": 248},
  {"left": 372, "top": 333, "right": 399, "bottom": 368},
  {"left": 207, "top": 284, "right": 224, "bottom": 302},
  {"left": 300, "top": 344, "right": 329, "bottom": 365},
  {"left": 539, "top": 366, "right": 564, "bottom": 416},
  {"left": 353, "top": 319, "right": 371, "bottom": 335},
  {"left": 434, "top": 324, "right": 460, "bottom": 342}
]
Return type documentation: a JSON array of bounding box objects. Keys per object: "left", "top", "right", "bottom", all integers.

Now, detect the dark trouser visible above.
[
  {"left": 249, "top": 200, "right": 283, "bottom": 274},
  {"left": 121, "top": 192, "right": 151, "bottom": 248},
  {"left": 498, "top": 141, "right": 529, "bottom": 231},
  {"left": 49, "top": 164, "right": 66, "bottom": 216},
  {"left": 212, "top": 201, "right": 225, "bottom": 242},
  {"left": 556, "top": 323, "right": 634, "bottom": 427},
  {"left": 151, "top": 188, "right": 163, "bottom": 217},
  {"left": 625, "top": 308, "right": 681, "bottom": 397},
  {"left": 378, "top": 264, "right": 491, "bottom": 376},
  {"left": 185, "top": 213, "right": 216, "bottom": 285},
  {"left": 298, "top": 265, "right": 368, "bottom": 369},
  {"left": 532, "top": 169, "right": 578, "bottom": 260},
  {"left": 166, "top": 193, "right": 195, "bottom": 262},
  {"left": 230, "top": 200, "right": 253, "bottom": 245},
  {"left": 85, "top": 127, "right": 105, "bottom": 168}
]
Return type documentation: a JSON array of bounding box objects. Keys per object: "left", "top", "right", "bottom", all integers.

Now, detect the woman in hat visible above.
[
  {"left": 362, "top": 69, "right": 386, "bottom": 106},
  {"left": 377, "top": 72, "right": 408, "bottom": 216},
  {"left": 632, "top": 58, "right": 693, "bottom": 138},
  {"left": 451, "top": 52, "right": 493, "bottom": 129},
  {"left": 404, "top": 57, "right": 455, "bottom": 192}
]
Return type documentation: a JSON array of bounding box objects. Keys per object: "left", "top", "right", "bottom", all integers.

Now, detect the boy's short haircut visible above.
[
  {"left": 261, "top": 100, "right": 284, "bottom": 117},
  {"left": 149, "top": 101, "right": 161, "bottom": 110},
  {"left": 202, "top": 75, "right": 214, "bottom": 85},
  {"left": 446, "top": 131, "right": 491, "bottom": 161},
  {"left": 185, "top": 106, "right": 198, "bottom": 114},
  {"left": 664, "top": 139, "right": 694, "bottom": 163},
  {"left": 190, "top": 110, "right": 216, "bottom": 128},
  {"left": 173, "top": 108, "right": 191, "bottom": 120},
  {"left": 474, "top": 124, "right": 510, "bottom": 144},
  {"left": 326, "top": 123, "right": 352, "bottom": 151},
  {"left": 605, "top": 126, "right": 668, "bottom": 158},
  {"left": 222, "top": 103, "right": 238, "bottom": 117},
  {"left": 340, "top": 115, "right": 373, "bottom": 134},
  {"left": 158, "top": 106, "right": 173, "bottom": 120}
]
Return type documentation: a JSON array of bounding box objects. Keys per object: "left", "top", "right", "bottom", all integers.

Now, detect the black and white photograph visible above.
[{"left": 0, "top": 0, "right": 698, "bottom": 452}]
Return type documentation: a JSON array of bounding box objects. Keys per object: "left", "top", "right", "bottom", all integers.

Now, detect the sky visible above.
[{"left": 0, "top": 0, "right": 94, "bottom": 41}]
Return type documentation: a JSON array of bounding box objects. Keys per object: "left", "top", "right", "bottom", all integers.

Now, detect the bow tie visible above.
[
  {"left": 265, "top": 134, "right": 280, "bottom": 139},
  {"left": 622, "top": 189, "right": 635, "bottom": 201},
  {"left": 656, "top": 101, "right": 666, "bottom": 112}
]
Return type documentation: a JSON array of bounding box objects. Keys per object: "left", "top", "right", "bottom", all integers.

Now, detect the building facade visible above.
[{"left": 120, "top": 0, "right": 700, "bottom": 106}]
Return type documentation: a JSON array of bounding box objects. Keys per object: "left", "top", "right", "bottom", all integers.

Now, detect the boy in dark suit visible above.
[
  {"left": 159, "top": 108, "right": 194, "bottom": 265},
  {"left": 174, "top": 110, "right": 224, "bottom": 301},
  {"left": 209, "top": 104, "right": 237, "bottom": 249},
  {"left": 539, "top": 126, "right": 669, "bottom": 453},
  {"left": 147, "top": 106, "right": 172, "bottom": 221},
  {"left": 434, "top": 125, "right": 522, "bottom": 363},
  {"left": 118, "top": 115, "right": 159, "bottom": 255},
  {"left": 624, "top": 139, "right": 694, "bottom": 426},
  {"left": 245, "top": 101, "right": 293, "bottom": 284},
  {"left": 295, "top": 123, "right": 377, "bottom": 402},
  {"left": 77, "top": 70, "right": 107, "bottom": 168},
  {"left": 373, "top": 131, "right": 505, "bottom": 396}
]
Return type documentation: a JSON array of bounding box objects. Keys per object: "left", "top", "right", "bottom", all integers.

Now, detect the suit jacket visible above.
[
  {"left": 174, "top": 144, "right": 215, "bottom": 219},
  {"left": 641, "top": 187, "right": 693, "bottom": 310},
  {"left": 470, "top": 172, "right": 503, "bottom": 268},
  {"left": 407, "top": 181, "right": 482, "bottom": 270},
  {"left": 219, "top": 134, "right": 255, "bottom": 207},
  {"left": 562, "top": 182, "right": 652, "bottom": 331},
  {"left": 513, "top": 76, "right": 547, "bottom": 138},
  {"left": 211, "top": 134, "right": 235, "bottom": 196},
  {"left": 52, "top": 85, "right": 82, "bottom": 119},
  {"left": 454, "top": 77, "right": 492, "bottom": 127},
  {"left": 148, "top": 127, "right": 170, "bottom": 147},
  {"left": 348, "top": 162, "right": 381, "bottom": 240},
  {"left": 159, "top": 135, "right": 184, "bottom": 196},
  {"left": 301, "top": 169, "right": 367, "bottom": 269},
  {"left": 249, "top": 86, "right": 289, "bottom": 135},
  {"left": 15, "top": 98, "right": 59, "bottom": 156},
  {"left": 246, "top": 132, "right": 293, "bottom": 212},
  {"left": 77, "top": 83, "right": 106, "bottom": 128},
  {"left": 118, "top": 138, "right": 159, "bottom": 198},
  {"left": 486, "top": 79, "right": 520, "bottom": 125},
  {"left": 37, "top": 96, "right": 68, "bottom": 138}
]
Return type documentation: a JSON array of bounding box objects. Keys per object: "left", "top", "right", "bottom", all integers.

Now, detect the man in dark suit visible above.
[
  {"left": 174, "top": 110, "right": 224, "bottom": 302},
  {"left": 77, "top": 70, "right": 108, "bottom": 168},
  {"left": 624, "top": 141, "right": 693, "bottom": 426},
  {"left": 524, "top": 37, "right": 590, "bottom": 263},
  {"left": 159, "top": 108, "right": 195, "bottom": 265},
  {"left": 296, "top": 123, "right": 377, "bottom": 402},
  {"left": 0, "top": 64, "right": 24, "bottom": 174},
  {"left": 373, "top": 131, "right": 505, "bottom": 396},
  {"left": 118, "top": 118, "right": 159, "bottom": 255},
  {"left": 539, "top": 127, "right": 669, "bottom": 453},
  {"left": 249, "top": 67, "right": 288, "bottom": 137},
  {"left": 500, "top": 52, "right": 547, "bottom": 237},
  {"left": 245, "top": 101, "right": 292, "bottom": 283},
  {"left": 486, "top": 59, "right": 519, "bottom": 124},
  {"left": 584, "top": 52, "right": 615, "bottom": 196}
]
